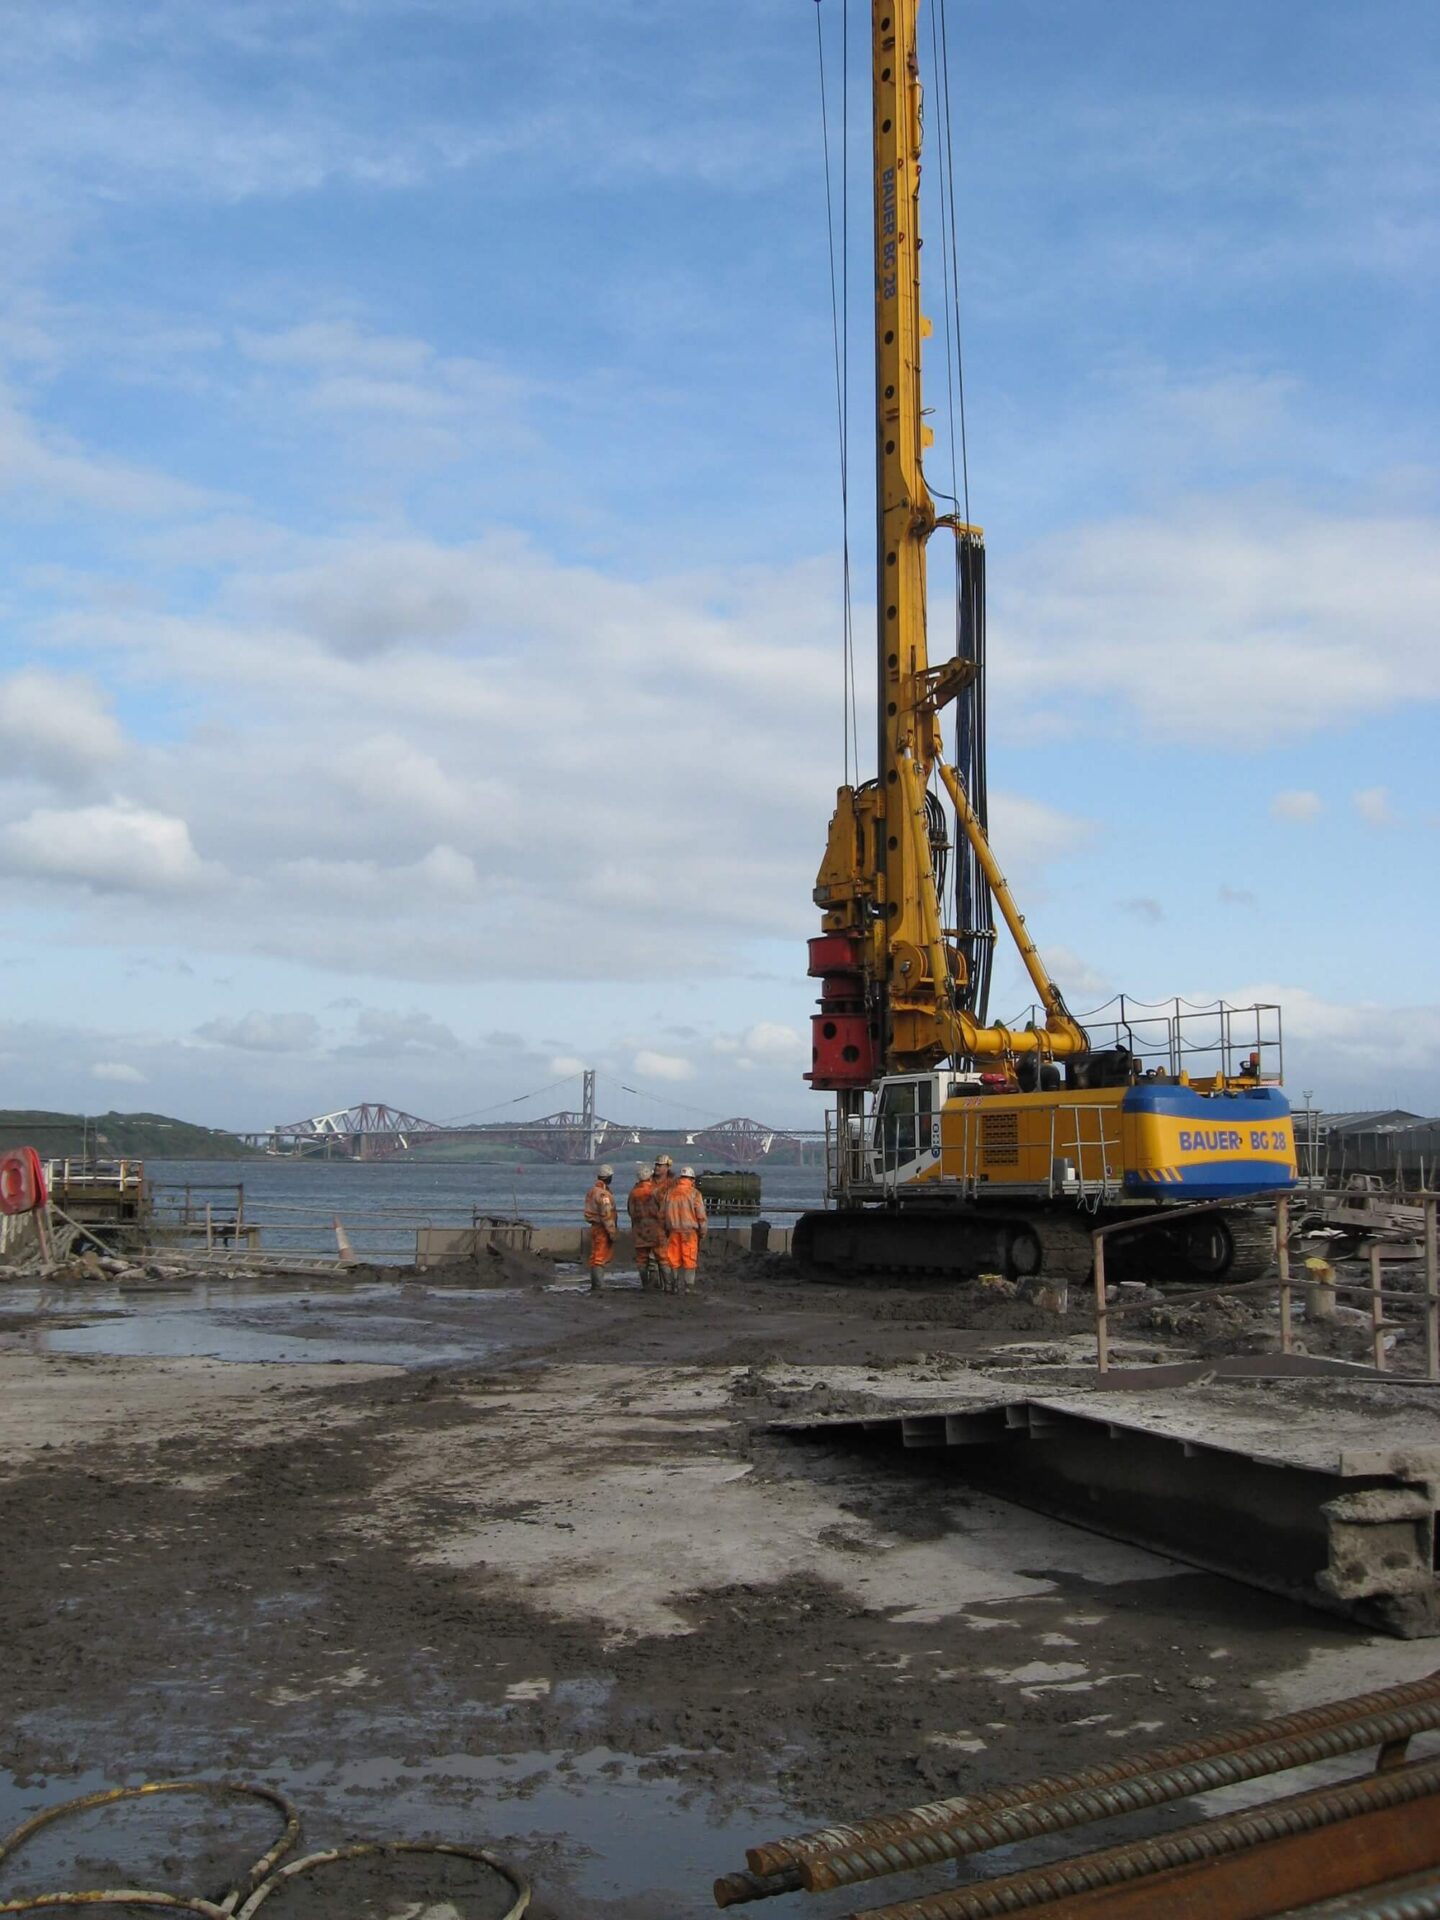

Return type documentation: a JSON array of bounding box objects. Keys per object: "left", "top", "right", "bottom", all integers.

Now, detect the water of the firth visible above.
[{"left": 148, "top": 1157, "right": 829, "bottom": 1262}]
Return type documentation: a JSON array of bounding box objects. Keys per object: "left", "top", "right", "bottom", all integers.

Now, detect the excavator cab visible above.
[{"left": 870, "top": 1076, "right": 943, "bottom": 1185}]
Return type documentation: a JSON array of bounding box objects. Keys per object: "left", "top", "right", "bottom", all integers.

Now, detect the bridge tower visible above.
[{"left": 582, "top": 1069, "right": 599, "bottom": 1161}]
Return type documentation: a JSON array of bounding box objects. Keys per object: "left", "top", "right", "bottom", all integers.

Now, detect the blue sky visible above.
[{"left": 0, "top": 0, "right": 1436, "bottom": 1130}]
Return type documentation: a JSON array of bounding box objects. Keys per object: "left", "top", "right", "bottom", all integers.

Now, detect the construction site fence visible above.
[
  {"left": 3, "top": 1189, "right": 809, "bottom": 1270},
  {"left": 1091, "top": 1191, "right": 1440, "bottom": 1383}
]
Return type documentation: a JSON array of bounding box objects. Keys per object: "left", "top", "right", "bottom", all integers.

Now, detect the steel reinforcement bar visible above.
[
  {"left": 727, "top": 1669, "right": 1440, "bottom": 1898},
  {"left": 843, "top": 1755, "right": 1440, "bottom": 1920},
  {"left": 1297, "top": 1884, "right": 1440, "bottom": 1920}
]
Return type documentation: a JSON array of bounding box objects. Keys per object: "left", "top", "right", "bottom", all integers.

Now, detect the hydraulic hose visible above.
[
  {"left": 0, "top": 1782, "right": 297, "bottom": 1918},
  {"left": 0, "top": 1781, "right": 530, "bottom": 1920},
  {"left": 234, "top": 1840, "right": 530, "bottom": 1919}
]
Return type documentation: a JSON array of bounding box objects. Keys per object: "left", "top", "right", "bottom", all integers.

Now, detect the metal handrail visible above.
[{"left": 1090, "top": 1191, "right": 1440, "bottom": 1382}]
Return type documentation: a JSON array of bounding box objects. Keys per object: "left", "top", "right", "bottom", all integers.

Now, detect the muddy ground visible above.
[{"left": 0, "top": 1247, "right": 1437, "bottom": 1916}]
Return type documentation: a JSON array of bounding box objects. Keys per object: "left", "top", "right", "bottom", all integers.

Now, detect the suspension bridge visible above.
[{"left": 241, "top": 1072, "right": 824, "bottom": 1165}]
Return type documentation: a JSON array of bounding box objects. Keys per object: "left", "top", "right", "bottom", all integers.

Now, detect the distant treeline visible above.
[{"left": 0, "top": 1109, "right": 261, "bottom": 1160}]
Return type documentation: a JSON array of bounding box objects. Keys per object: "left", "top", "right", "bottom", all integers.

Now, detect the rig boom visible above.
[{"left": 807, "top": 0, "right": 1084, "bottom": 1095}]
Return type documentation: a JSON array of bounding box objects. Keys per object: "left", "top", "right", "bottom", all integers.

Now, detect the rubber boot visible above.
[
  {"left": 659, "top": 1264, "right": 676, "bottom": 1295},
  {"left": 589, "top": 1266, "right": 604, "bottom": 1293}
]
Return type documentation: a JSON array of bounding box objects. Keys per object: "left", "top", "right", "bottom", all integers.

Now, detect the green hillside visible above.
[{"left": 0, "top": 1109, "right": 260, "bottom": 1160}]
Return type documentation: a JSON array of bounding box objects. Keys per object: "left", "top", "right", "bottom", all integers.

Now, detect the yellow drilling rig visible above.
[{"left": 795, "top": 0, "right": 1297, "bottom": 1285}]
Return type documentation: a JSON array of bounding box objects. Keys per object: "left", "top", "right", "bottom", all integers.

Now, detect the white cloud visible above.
[
  {"left": 0, "top": 668, "right": 124, "bottom": 785},
  {"left": 0, "top": 392, "right": 211, "bottom": 516},
  {"left": 1223, "top": 983, "right": 1440, "bottom": 1097},
  {"left": 738, "top": 1021, "right": 805, "bottom": 1061},
  {"left": 239, "top": 321, "right": 437, "bottom": 378},
  {"left": 0, "top": 12, "right": 795, "bottom": 242},
  {"left": 237, "top": 320, "right": 534, "bottom": 454},
  {"left": 1271, "top": 789, "right": 1323, "bottom": 822},
  {"left": 1120, "top": 897, "right": 1164, "bottom": 925},
  {"left": 0, "top": 799, "right": 212, "bottom": 894},
  {"left": 196, "top": 1011, "right": 322, "bottom": 1054},
  {"left": 90, "top": 1060, "right": 145, "bottom": 1085},
  {"left": 343, "top": 1007, "right": 460, "bottom": 1055},
  {"left": 987, "top": 791, "right": 1095, "bottom": 870},
  {"left": 271, "top": 845, "right": 485, "bottom": 913},
  {"left": 549, "top": 1054, "right": 586, "bottom": 1076},
  {"left": 0, "top": 518, "right": 1104, "bottom": 988},
  {"left": 633, "top": 1049, "right": 694, "bottom": 1083},
  {"left": 332, "top": 738, "right": 476, "bottom": 827},
  {"left": 1042, "top": 945, "right": 1113, "bottom": 1005},
  {"left": 414, "top": 844, "right": 479, "bottom": 895},
  {"left": 1353, "top": 786, "right": 1396, "bottom": 828},
  {"left": 17, "top": 532, "right": 850, "bottom": 977},
  {"left": 998, "top": 504, "right": 1440, "bottom": 744}
]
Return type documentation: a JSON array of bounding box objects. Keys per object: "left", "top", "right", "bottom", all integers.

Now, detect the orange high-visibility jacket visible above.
[
  {"left": 628, "top": 1177, "right": 664, "bottom": 1250},
  {"left": 663, "top": 1178, "right": 707, "bottom": 1233},
  {"left": 584, "top": 1180, "right": 617, "bottom": 1231}
]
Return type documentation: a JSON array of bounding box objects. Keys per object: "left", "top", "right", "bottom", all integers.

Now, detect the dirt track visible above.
[{"left": 1, "top": 1251, "right": 1436, "bottom": 1916}]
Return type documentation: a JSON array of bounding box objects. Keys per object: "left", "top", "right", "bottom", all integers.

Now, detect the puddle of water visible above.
[
  {"left": 0, "top": 1766, "right": 116, "bottom": 1843},
  {"left": 259, "top": 1748, "right": 786, "bottom": 1909},
  {"left": 0, "top": 1770, "right": 284, "bottom": 1902},
  {"left": 258, "top": 1748, "right": 954, "bottom": 1916},
  {"left": 15, "top": 1283, "right": 529, "bottom": 1369},
  {"left": 2, "top": 1746, "right": 953, "bottom": 1918}
]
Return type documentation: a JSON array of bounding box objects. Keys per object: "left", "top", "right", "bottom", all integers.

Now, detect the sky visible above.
[{"left": 0, "top": 0, "right": 1437, "bottom": 1133}]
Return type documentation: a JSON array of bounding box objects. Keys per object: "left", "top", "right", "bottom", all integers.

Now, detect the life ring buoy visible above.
[{"left": 0, "top": 1146, "right": 46, "bottom": 1216}]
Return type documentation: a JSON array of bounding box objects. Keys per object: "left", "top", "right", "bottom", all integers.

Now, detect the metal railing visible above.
[
  {"left": 45, "top": 1157, "right": 146, "bottom": 1191},
  {"left": 995, "top": 995, "right": 1286, "bottom": 1086},
  {"left": 1091, "top": 1191, "right": 1440, "bottom": 1382},
  {"left": 825, "top": 1102, "right": 1124, "bottom": 1203}
]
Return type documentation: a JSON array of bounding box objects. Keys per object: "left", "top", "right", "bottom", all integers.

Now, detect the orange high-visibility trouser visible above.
[
  {"left": 666, "top": 1228, "right": 699, "bottom": 1272},
  {"left": 589, "top": 1225, "right": 615, "bottom": 1267}
]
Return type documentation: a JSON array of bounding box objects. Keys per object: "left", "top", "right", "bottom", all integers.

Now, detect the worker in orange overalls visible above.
[
  {"left": 583, "top": 1164, "right": 617, "bottom": 1293},
  {"left": 650, "top": 1154, "right": 675, "bottom": 1291},
  {"left": 662, "top": 1164, "right": 708, "bottom": 1295},
  {"left": 627, "top": 1162, "right": 663, "bottom": 1292}
]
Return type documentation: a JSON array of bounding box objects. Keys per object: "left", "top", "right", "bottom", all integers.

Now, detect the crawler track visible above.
[
  {"left": 793, "top": 1203, "right": 1275, "bottom": 1289},
  {"left": 1110, "top": 1206, "right": 1276, "bottom": 1287}
]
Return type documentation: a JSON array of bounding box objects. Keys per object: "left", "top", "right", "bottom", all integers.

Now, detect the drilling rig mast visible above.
[{"left": 798, "top": 0, "right": 1296, "bottom": 1285}]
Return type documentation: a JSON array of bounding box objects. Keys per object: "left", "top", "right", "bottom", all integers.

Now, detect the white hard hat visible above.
[
  {"left": 655, "top": 1153, "right": 673, "bottom": 1167},
  {"left": 636, "top": 1162, "right": 649, "bottom": 1175},
  {"left": 680, "top": 1165, "right": 695, "bottom": 1179},
  {"left": 597, "top": 1164, "right": 613, "bottom": 1178}
]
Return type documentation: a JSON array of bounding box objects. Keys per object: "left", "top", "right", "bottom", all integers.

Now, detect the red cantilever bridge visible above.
[{"left": 247, "top": 1099, "right": 819, "bottom": 1166}]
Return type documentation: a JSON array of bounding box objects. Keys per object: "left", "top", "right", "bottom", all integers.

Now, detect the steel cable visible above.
[{"left": 814, "top": 0, "right": 859, "bottom": 787}]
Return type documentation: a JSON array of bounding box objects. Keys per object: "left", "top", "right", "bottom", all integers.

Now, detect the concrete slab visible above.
[{"left": 773, "top": 1378, "right": 1440, "bottom": 1638}]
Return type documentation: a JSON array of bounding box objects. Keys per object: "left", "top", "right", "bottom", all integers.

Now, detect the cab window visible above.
[{"left": 876, "top": 1080, "right": 929, "bottom": 1166}]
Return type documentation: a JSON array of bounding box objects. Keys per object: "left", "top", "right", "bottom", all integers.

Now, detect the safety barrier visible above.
[{"left": 1090, "top": 1191, "right": 1440, "bottom": 1382}]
